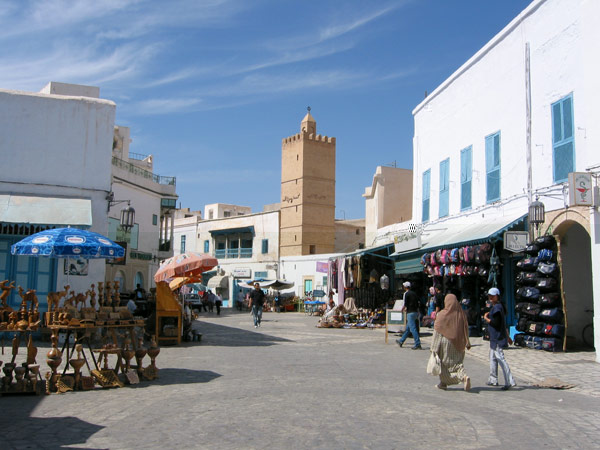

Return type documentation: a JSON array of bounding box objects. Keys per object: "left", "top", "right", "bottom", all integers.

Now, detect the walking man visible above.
[
  {"left": 483, "top": 287, "right": 517, "bottom": 390},
  {"left": 396, "top": 281, "right": 422, "bottom": 350},
  {"left": 249, "top": 282, "right": 265, "bottom": 328}
]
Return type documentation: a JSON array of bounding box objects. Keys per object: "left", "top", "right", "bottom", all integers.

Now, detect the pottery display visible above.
[{"left": 69, "top": 344, "right": 85, "bottom": 390}]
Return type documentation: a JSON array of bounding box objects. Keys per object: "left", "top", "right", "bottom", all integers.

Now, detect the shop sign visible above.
[
  {"left": 568, "top": 172, "right": 593, "bottom": 206},
  {"left": 316, "top": 262, "right": 328, "bottom": 273},
  {"left": 130, "top": 250, "right": 153, "bottom": 261},
  {"left": 504, "top": 231, "right": 529, "bottom": 253},
  {"left": 394, "top": 232, "right": 421, "bottom": 253},
  {"left": 232, "top": 267, "right": 251, "bottom": 278}
]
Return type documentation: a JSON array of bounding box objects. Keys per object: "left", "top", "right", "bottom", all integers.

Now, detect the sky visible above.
[{"left": 0, "top": 0, "right": 532, "bottom": 219}]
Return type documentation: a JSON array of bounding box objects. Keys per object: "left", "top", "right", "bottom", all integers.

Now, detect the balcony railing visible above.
[
  {"left": 214, "top": 248, "right": 253, "bottom": 259},
  {"left": 112, "top": 156, "right": 176, "bottom": 186},
  {"left": 159, "top": 240, "right": 171, "bottom": 252},
  {"left": 128, "top": 152, "right": 151, "bottom": 161}
]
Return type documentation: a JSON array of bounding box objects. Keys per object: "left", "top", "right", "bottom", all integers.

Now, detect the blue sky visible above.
[{"left": 0, "top": 0, "right": 531, "bottom": 219}]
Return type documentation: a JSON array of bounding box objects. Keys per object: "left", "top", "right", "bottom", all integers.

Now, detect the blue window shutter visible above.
[
  {"left": 261, "top": 239, "right": 268, "bottom": 254},
  {"left": 461, "top": 146, "right": 472, "bottom": 210},
  {"left": 181, "top": 235, "right": 186, "bottom": 253},
  {"left": 552, "top": 94, "right": 575, "bottom": 183},
  {"left": 485, "top": 132, "right": 501, "bottom": 203},
  {"left": 204, "top": 240, "right": 209, "bottom": 253},
  {"left": 439, "top": 159, "right": 449, "bottom": 218},
  {"left": 422, "top": 169, "right": 430, "bottom": 222}
]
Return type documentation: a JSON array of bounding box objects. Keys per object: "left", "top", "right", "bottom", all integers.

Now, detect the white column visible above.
[{"left": 589, "top": 211, "right": 600, "bottom": 365}]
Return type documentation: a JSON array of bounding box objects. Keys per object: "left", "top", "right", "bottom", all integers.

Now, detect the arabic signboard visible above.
[
  {"left": 232, "top": 267, "right": 251, "bottom": 278},
  {"left": 504, "top": 231, "right": 529, "bottom": 253},
  {"left": 568, "top": 172, "right": 593, "bottom": 206},
  {"left": 394, "top": 231, "right": 421, "bottom": 253}
]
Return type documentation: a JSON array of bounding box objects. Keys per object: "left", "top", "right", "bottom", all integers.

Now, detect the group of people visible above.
[
  {"left": 197, "top": 290, "right": 223, "bottom": 315},
  {"left": 398, "top": 283, "right": 517, "bottom": 392}
]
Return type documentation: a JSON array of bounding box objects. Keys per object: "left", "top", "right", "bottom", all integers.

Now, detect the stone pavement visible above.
[
  {"left": 416, "top": 331, "right": 600, "bottom": 398},
  {"left": 0, "top": 311, "right": 599, "bottom": 449}
]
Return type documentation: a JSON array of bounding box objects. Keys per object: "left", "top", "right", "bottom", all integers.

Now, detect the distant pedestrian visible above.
[
  {"left": 207, "top": 290, "right": 215, "bottom": 313},
  {"left": 483, "top": 287, "right": 516, "bottom": 390},
  {"left": 237, "top": 290, "right": 244, "bottom": 311},
  {"left": 430, "top": 294, "right": 471, "bottom": 391},
  {"left": 215, "top": 292, "right": 222, "bottom": 315},
  {"left": 249, "top": 282, "right": 265, "bottom": 328},
  {"left": 396, "top": 281, "right": 422, "bottom": 350},
  {"left": 434, "top": 285, "right": 444, "bottom": 314}
]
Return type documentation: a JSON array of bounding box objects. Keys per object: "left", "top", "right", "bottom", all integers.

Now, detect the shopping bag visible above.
[{"left": 426, "top": 351, "right": 441, "bottom": 376}]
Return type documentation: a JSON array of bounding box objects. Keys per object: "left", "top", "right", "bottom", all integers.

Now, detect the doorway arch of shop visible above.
[
  {"left": 554, "top": 220, "right": 594, "bottom": 349},
  {"left": 114, "top": 270, "right": 126, "bottom": 292}
]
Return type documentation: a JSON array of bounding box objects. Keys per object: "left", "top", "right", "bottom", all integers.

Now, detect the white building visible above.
[
  {"left": 173, "top": 205, "right": 280, "bottom": 307},
  {"left": 399, "top": 0, "right": 599, "bottom": 359},
  {"left": 106, "top": 126, "right": 178, "bottom": 293},
  {"left": 280, "top": 253, "right": 343, "bottom": 299},
  {"left": 0, "top": 82, "right": 115, "bottom": 308}
]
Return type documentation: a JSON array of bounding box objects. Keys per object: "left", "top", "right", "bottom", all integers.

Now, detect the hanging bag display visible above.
[
  {"left": 515, "top": 302, "right": 541, "bottom": 317},
  {"left": 537, "top": 262, "right": 559, "bottom": 278},
  {"left": 516, "top": 257, "right": 538, "bottom": 271},
  {"left": 526, "top": 321, "right": 546, "bottom": 336},
  {"left": 543, "top": 323, "right": 565, "bottom": 338},
  {"left": 539, "top": 293, "right": 561, "bottom": 307},
  {"left": 537, "top": 249, "right": 555, "bottom": 262},
  {"left": 539, "top": 308, "right": 563, "bottom": 323},
  {"left": 524, "top": 243, "right": 540, "bottom": 255},
  {"left": 542, "top": 337, "right": 562, "bottom": 352},
  {"left": 536, "top": 277, "right": 558, "bottom": 292},
  {"left": 534, "top": 234, "right": 556, "bottom": 249},
  {"left": 516, "top": 286, "right": 540, "bottom": 301},
  {"left": 516, "top": 271, "right": 538, "bottom": 286}
]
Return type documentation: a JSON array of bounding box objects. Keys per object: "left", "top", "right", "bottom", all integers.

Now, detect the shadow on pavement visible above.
[
  {"left": 0, "top": 399, "right": 104, "bottom": 449},
  {"left": 190, "top": 321, "right": 292, "bottom": 347},
  {"left": 129, "top": 367, "right": 222, "bottom": 388}
]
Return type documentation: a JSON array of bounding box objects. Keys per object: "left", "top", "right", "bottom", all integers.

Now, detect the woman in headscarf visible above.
[{"left": 430, "top": 293, "right": 471, "bottom": 391}]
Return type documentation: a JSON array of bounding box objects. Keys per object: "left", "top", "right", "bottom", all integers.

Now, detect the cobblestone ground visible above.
[{"left": 1, "top": 311, "right": 599, "bottom": 449}]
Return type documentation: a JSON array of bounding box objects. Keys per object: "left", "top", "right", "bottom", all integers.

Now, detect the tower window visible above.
[
  {"left": 297, "top": 154, "right": 299, "bottom": 161},
  {"left": 309, "top": 245, "right": 316, "bottom": 254}
]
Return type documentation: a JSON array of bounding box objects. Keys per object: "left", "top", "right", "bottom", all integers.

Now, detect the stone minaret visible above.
[{"left": 280, "top": 110, "right": 336, "bottom": 256}]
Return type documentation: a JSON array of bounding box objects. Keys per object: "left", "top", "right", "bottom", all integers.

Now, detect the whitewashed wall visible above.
[
  {"left": 280, "top": 253, "right": 343, "bottom": 298},
  {"left": 0, "top": 88, "right": 116, "bottom": 294}
]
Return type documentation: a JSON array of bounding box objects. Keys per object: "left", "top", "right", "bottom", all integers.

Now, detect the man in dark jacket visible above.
[
  {"left": 396, "top": 281, "right": 422, "bottom": 350},
  {"left": 483, "top": 287, "right": 516, "bottom": 390},
  {"left": 249, "top": 282, "right": 265, "bottom": 328}
]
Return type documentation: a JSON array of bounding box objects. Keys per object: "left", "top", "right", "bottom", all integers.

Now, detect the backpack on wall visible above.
[
  {"left": 450, "top": 248, "right": 460, "bottom": 263},
  {"left": 537, "top": 249, "right": 555, "bottom": 262},
  {"left": 516, "top": 271, "right": 538, "bottom": 286},
  {"left": 516, "top": 286, "right": 540, "bottom": 301},
  {"left": 539, "top": 308, "right": 563, "bottom": 323},
  {"left": 516, "top": 257, "right": 538, "bottom": 271},
  {"left": 539, "top": 293, "right": 561, "bottom": 307},
  {"left": 515, "top": 302, "right": 541, "bottom": 317},
  {"left": 535, "top": 234, "right": 556, "bottom": 249},
  {"left": 536, "top": 277, "right": 558, "bottom": 292},
  {"left": 537, "top": 262, "right": 559, "bottom": 278}
]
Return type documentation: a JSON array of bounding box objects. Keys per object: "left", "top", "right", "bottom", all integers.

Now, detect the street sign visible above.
[{"left": 504, "top": 231, "right": 529, "bottom": 253}]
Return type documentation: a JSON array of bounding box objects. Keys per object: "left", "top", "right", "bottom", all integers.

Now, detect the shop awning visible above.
[
  {"left": 207, "top": 275, "right": 228, "bottom": 289},
  {"left": 391, "top": 212, "right": 528, "bottom": 259},
  {"left": 209, "top": 226, "right": 254, "bottom": 236},
  {"left": 395, "top": 256, "right": 424, "bottom": 274},
  {"left": 0, "top": 194, "right": 92, "bottom": 226}
]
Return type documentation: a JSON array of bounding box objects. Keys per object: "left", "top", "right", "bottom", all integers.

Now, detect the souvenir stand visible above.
[{"left": 155, "top": 281, "right": 182, "bottom": 345}]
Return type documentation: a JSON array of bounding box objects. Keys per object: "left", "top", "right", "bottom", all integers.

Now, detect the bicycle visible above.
[{"left": 582, "top": 309, "right": 594, "bottom": 349}]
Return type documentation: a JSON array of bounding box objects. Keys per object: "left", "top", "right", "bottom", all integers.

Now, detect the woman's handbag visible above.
[{"left": 427, "top": 351, "right": 441, "bottom": 376}]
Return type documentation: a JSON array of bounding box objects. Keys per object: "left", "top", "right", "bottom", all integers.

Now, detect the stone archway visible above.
[{"left": 554, "top": 220, "right": 594, "bottom": 349}]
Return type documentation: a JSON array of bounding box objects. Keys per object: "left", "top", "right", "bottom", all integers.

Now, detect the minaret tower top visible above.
[{"left": 301, "top": 106, "right": 316, "bottom": 135}]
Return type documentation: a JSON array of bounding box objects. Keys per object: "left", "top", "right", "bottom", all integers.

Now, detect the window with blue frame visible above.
[
  {"left": 439, "top": 158, "right": 449, "bottom": 218},
  {"left": 422, "top": 169, "right": 431, "bottom": 222},
  {"left": 460, "top": 146, "right": 472, "bottom": 210},
  {"left": 180, "top": 235, "right": 186, "bottom": 253},
  {"left": 485, "top": 132, "right": 501, "bottom": 203},
  {"left": 204, "top": 240, "right": 209, "bottom": 253},
  {"left": 261, "top": 239, "right": 268, "bottom": 254},
  {"left": 552, "top": 94, "right": 575, "bottom": 182}
]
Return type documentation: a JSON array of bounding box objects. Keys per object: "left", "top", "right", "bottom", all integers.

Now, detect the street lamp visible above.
[
  {"left": 528, "top": 195, "right": 545, "bottom": 233},
  {"left": 107, "top": 191, "right": 136, "bottom": 232}
]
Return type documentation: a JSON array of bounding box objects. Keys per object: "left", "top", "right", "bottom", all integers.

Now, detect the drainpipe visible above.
[{"left": 525, "top": 42, "right": 534, "bottom": 240}]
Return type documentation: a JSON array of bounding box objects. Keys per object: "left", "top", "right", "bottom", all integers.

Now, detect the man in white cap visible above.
[
  {"left": 396, "top": 281, "right": 422, "bottom": 350},
  {"left": 483, "top": 287, "right": 516, "bottom": 390}
]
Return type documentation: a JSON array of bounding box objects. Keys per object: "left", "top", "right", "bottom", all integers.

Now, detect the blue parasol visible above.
[{"left": 11, "top": 227, "right": 125, "bottom": 259}]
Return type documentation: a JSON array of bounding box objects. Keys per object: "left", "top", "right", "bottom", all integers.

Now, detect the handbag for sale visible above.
[{"left": 426, "top": 351, "right": 441, "bottom": 376}]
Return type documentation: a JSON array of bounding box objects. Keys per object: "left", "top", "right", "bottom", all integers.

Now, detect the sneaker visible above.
[
  {"left": 254, "top": 325, "right": 258, "bottom": 328},
  {"left": 411, "top": 345, "right": 422, "bottom": 350},
  {"left": 396, "top": 340, "right": 403, "bottom": 348},
  {"left": 486, "top": 381, "right": 498, "bottom": 386},
  {"left": 501, "top": 384, "right": 517, "bottom": 391},
  {"left": 258, "top": 323, "right": 261, "bottom": 327},
  {"left": 436, "top": 383, "right": 447, "bottom": 390},
  {"left": 464, "top": 376, "right": 471, "bottom": 392}
]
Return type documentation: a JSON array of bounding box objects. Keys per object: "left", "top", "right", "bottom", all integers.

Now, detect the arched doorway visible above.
[
  {"left": 134, "top": 271, "right": 144, "bottom": 290},
  {"left": 556, "top": 221, "right": 594, "bottom": 349},
  {"left": 114, "top": 270, "right": 126, "bottom": 292}
]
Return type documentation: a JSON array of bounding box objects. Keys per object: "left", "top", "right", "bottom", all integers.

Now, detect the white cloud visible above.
[{"left": 134, "top": 97, "right": 203, "bottom": 115}]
